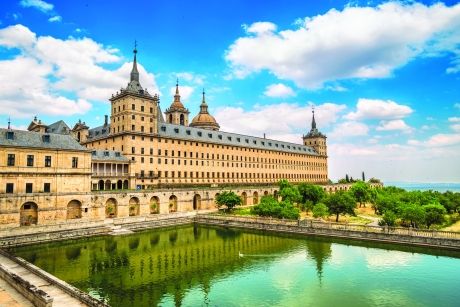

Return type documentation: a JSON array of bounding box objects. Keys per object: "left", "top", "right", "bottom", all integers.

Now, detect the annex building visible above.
[{"left": 0, "top": 47, "right": 328, "bottom": 227}]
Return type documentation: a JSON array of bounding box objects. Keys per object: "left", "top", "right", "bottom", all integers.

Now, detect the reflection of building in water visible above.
[{"left": 15, "top": 225, "right": 302, "bottom": 306}]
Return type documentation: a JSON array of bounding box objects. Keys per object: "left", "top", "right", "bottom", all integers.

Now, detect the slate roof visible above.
[
  {"left": 46, "top": 120, "right": 71, "bottom": 135},
  {"left": 91, "top": 149, "right": 129, "bottom": 162},
  {"left": 87, "top": 124, "right": 110, "bottom": 139},
  {"left": 0, "top": 128, "right": 87, "bottom": 151},
  {"left": 158, "top": 123, "right": 319, "bottom": 155}
]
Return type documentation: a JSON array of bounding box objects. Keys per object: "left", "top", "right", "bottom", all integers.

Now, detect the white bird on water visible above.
[{"left": 239, "top": 251, "right": 244, "bottom": 258}]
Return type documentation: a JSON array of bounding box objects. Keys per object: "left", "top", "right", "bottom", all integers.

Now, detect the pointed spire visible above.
[
  {"left": 311, "top": 106, "right": 317, "bottom": 130},
  {"left": 130, "top": 40, "right": 139, "bottom": 82},
  {"left": 174, "top": 78, "right": 181, "bottom": 102},
  {"left": 7, "top": 117, "right": 11, "bottom": 130},
  {"left": 200, "top": 89, "right": 208, "bottom": 113}
]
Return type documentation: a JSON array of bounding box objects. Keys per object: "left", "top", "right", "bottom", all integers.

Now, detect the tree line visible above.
[{"left": 215, "top": 180, "right": 460, "bottom": 229}]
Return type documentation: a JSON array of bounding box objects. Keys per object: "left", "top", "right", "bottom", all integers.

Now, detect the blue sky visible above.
[{"left": 0, "top": 0, "right": 459, "bottom": 182}]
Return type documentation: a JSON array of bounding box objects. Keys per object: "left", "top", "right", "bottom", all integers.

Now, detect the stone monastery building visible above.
[{"left": 0, "top": 47, "right": 328, "bottom": 227}]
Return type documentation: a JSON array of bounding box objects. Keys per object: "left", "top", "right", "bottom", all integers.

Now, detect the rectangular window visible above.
[
  {"left": 132, "top": 147, "right": 135, "bottom": 154},
  {"left": 132, "top": 125, "right": 135, "bottom": 131},
  {"left": 26, "top": 183, "right": 33, "bottom": 193},
  {"left": 27, "top": 155, "right": 34, "bottom": 167},
  {"left": 72, "top": 157, "right": 78, "bottom": 168},
  {"left": 45, "top": 156, "right": 51, "bottom": 167},
  {"left": 132, "top": 104, "right": 135, "bottom": 110},
  {"left": 44, "top": 183, "right": 50, "bottom": 193},
  {"left": 6, "top": 183, "right": 13, "bottom": 193},
  {"left": 7, "top": 154, "right": 15, "bottom": 166}
]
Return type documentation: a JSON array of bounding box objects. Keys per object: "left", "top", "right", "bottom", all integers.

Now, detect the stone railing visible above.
[{"left": 195, "top": 215, "right": 460, "bottom": 250}]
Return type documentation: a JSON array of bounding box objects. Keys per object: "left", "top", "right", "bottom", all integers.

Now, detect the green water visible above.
[{"left": 11, "top": 225, "right": 460, "bottom": 307}]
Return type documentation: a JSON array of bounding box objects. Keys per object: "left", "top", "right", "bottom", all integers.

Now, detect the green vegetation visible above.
[
  {"left": 220, "top": 178, "right": 459, "bottom": 230},
  {"left": 251, "top": 196, "right": 300, "bottom": 220},
  {"left": 215, "top": 191, "right": 242, "bottom": 212}
]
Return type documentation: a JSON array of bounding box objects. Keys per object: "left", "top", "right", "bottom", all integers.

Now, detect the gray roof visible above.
[
  {"left": 46, "top": 120, "right": 71, "bottom": 135},
  {"left": 158, "top": 123, "right": 319, "bottom": 155},
  {"left": 0, "top": 129, "right": 87, "bottom": 151},
  {"left": 91, "top": 149, "right": 129, "bottom": 162},
  {"left": 87, "top": 124, "right": 110, "bottom": 139}
]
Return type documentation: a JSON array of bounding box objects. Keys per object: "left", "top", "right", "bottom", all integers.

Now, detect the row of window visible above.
[
  {"left": 5, "top": 182, "right": 50, "bottom": 193},
  {"left": 94, "top": 135, "right": 324, "bottom": 159},
  {"left": 113, "top": 104, "right": 154, "bottom": 114},
  {"left": 148, "top": 171, "right": 326, "bottom": 180},
  {"left": 5, "top": 154, "right": 79, "bottom": 168}
]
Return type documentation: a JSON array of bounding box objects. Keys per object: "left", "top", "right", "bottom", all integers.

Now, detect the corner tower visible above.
[
  {"left": 165, "top": 79, "right": 190, "bottom": 125},
  {"left": 303, "top": 108, "right": 327, "bottom": 156},
  {"left": 109, "top": 44, "right": 159, "bottom": 135}
]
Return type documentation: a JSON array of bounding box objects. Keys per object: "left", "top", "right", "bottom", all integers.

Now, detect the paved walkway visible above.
[
  {"left": 0, "top": 277, "right": 33, "bottom": 307},
  {"left": 357, "top": 214, "right": 380, "bottom": 226},
  {"left": 0, "top": 253, "right": 86, "bottom": 306}
]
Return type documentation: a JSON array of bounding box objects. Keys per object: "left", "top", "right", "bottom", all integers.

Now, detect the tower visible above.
[
  {"left": 190, "top": 90, "right": 220, "bottom": 131},
  {"left": 164, "top": 79, "right": 190, "bottom": 126},
  {"left": 109, "top": 43, "right": 159, "bottom": 135},
  {"left": 303, "top": 108, "right": 327, "bottom": 156}
]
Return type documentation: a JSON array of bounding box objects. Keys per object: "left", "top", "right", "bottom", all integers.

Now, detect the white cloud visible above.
[
  {"left": 345, "top": 98, "right": 413, "bottom": 120},
  {"left": 169, "top": 85, "right": 194, "bottom": 102},
  {"left": 0, "top": 24, "right": 159, "bottom": 118},
  {"left": 0, "top": 24, "right": 36, "bottom": 49},
  {"left": 450, "top": 124, "right": 460, "bottom": 132},
  {"left": 20, "top": 0, "right": 53, "bottom": 12},
  {"left": 376, "top": 119, "right": 413, "bottom": 132},
  {"left": 175, "top": 72, "right": 205, "bottom": 85},
  {"left": 215, "top": 102, "right": 345, "bottom": 140},
  {"left": 264, "top": 83, "right": 296, "bottom": 98},
  {"left": 48, "top": 15, "right": 62, "bottom": 23},
  {"left": 448, "top": 117, "right": 460, "bottom": 122},
  {"left": 329, "top": 121, "right": 369, "bottom": 138},
  {"left": 226, "top": 2, "right": 460, "bottom": 88},
  {"left": 245, "top": 22, "right": 277, "bottom": 34},
  {"left": 425, "top": 134, "right": 460, "bottom": 147}
]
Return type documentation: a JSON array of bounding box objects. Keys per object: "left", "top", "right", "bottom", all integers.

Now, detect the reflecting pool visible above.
[{"left": 11, "top": 225, "right": 460, "bottom": 306}]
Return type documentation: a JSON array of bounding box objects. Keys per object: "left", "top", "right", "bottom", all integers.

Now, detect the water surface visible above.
[{"left": 12, "top": 225, "right": 460, "bottom": 307}]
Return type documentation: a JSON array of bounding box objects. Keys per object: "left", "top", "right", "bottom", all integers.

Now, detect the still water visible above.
[{"left": 11, "top": 225, "right": 460, "bottom": 307}]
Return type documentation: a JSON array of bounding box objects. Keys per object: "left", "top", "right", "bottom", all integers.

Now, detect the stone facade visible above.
[{"left": 0, "top": 45, "right": 332, "bottom": 228}]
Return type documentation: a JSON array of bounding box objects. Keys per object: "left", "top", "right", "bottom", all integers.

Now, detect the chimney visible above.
[
  {"left": 263, "top": 133, "right": 266, "bottom": 139},
  {"left": 104, "top": 115, "right": 108, "bottom": 126}
]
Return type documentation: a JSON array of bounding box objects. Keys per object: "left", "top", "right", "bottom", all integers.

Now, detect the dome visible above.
[{"left": 189, "top": 90, "right": 220, "bottom": 131}]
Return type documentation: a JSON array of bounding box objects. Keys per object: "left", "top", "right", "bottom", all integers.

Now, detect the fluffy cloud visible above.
[
  {"left": 425, "top": 134, "right": 460, "bottom": 147},
  {"left": 448, "top": 116, "right": 460, "bottom": 122},
  {"left": 345, "top": 98, "right": 413, "bottom": 120},
  {"left": 169, "top": 85, "right": 194, "bottom": 102},
  {"left": 0, "top": 24, "right": 158, "bottom": 118},
  {"left": 329, "top": 121, "right": 369, "bottom": 138},
  {"left": 175, "top": 72, "right": 205, "bottom": 85},
  {"left": 20, "top": 0, "right": 53, "bottom": 12},
  {"left": 48, "top": 15, "right": 62, "bottom": 22},
  {"left": 376, "top": 119, "right": 413, "bottom": 132},
  {"left": 264, "top": 83, "right": 296, "bottom": 98},
  {"left": 226, "top": 2, "right": 460, "bottom": 88},
  {"left": 215, "top": 102, "right": 345, "bottom": 141},
  {"left": 450, "top": 124, "right": 460, "bottom": 132}
]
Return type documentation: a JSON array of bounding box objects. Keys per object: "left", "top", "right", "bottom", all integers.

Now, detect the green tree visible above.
[
  {"left": 312, "top": 203, "right": 329, "bottom": 219},
  {"left": 373, "top": 193, "right": 399, "bottom": 215},
  {"left": 251, "top": 196, "right": 299, "bottom": 219},
  {"left": 298, "top": 183, "right": 326, "bottom": 205},
  {"left": 378, "top": 210, "right": 397, "bottom": 226},
  {"left": 423, "top": 203, "right": 446, "bottom": 228},
  {"left": 349, "top": 181, "right": 370, "bottom": 207},
  {"left": 362, "top": 171, "right": 365, "bottom": 182},
  {"left": 215, "top": 191, "right": 242, "bottom": 212},
  {"left": 324, "top": 191, "right": 356, "bottom": 222},
  {"left": 399, "top": 203, "right": 425, "bottom": 228},
  {"left": 278, "top": 179, "right": 291, "bottom": 191},
  {"left": 280, "top": 186, "right": 301, "bottom": 204},
  {"left": 345, "top": 174, "right": 349, "bottom": 183}
]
